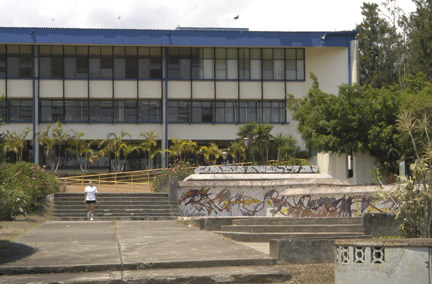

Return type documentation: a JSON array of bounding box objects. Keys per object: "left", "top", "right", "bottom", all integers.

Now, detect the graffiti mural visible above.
[
  {"left": 178, "top": 187, "right": 398, "bottom": 217},
  {"left": 194, "top": 165, "right": 318, "bottom": 174}
]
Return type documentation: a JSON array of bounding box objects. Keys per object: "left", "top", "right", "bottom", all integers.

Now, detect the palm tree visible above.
[
  {"left": 273, "top": 133, "right": 297, "bottom": 162},
  {"left": 99, "top": 131, "right": 138, "bottom": 172},
  {"left": 38, "top": 121, "right": 70, "bottom": 173},
  {"left": 166, "top": 139, "right": 197, "bottom": 163},
  {"left": 237, "top": 121, "right": 257, "bottom": 162},
  {"left": 199, "top": 142, "right": 222, "bottom": 165},
  {"left": 181, "top": 140, "right": 198, "bottom": 162},
  {"left": 3, "top": 128, "right": 32, "bottom": 162},
  {"left": 67, "top": 131, "right": 99, "bottom": 172},
  {"left": 228, "top": 140, "right": 246, "bottom": 164},
  {"left": 166, "top": 138, "right": 184, "bottom": 162},
  {"left": 253, "top": 123, "right": 274, "bottom": 164},
  {"left": 139, "top": 131, "right": 160, "bottom": 169}
]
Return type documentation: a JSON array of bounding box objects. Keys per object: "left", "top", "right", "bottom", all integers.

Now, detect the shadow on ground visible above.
[{"left": 0, "top": 241, "right": 36, "bottom": 264}]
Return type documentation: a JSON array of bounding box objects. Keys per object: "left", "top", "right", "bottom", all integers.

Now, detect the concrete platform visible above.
[{"left": 0, "top": 221, "right": 290, "bottom": 283}]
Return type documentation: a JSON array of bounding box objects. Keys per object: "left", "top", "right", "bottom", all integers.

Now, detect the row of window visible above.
[
  {"left": 0, "top": 99, "right": 286, "bottom": 124},
  {"left": 167, "top": 100, "right": 286, "bottom": 123},
  {"left": 0, "top": 45, "right": 305, "bottom": 81}
]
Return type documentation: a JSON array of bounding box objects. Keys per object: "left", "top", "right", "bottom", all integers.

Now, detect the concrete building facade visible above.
[{"left": 0, "top": 27, "right": 358, "bottom": 170}]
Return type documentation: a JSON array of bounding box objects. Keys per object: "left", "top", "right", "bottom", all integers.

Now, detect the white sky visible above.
[{"left": 0, "top": 0, "right": 417, "bottom": 31}]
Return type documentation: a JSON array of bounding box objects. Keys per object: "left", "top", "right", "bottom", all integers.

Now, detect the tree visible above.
[
  {"left": 166, "top": 139, "right": 197, "bottom": 163},
  {"left": 288, "top": 73, "right": 402, "bottom": 172},
  {"left": 405, "top": 0, "right": 432, "bottom": 79},
  {"left": 99, "top": 131, "right": 138, "bottom": 172},
  {"left": 273, "top": 133, "right": 297, "bottom": 162},
  {"left": 138, "top": 131, "right": 160, "bottom": 169},
  {"left": 356, "top": 2, "right": 401, "bottom": 88},
  {"left": 67, "top": 131, "right": 99, "bottom": 173},
  {"left": 228, "top": 140, "right": 246, "bottom": 164},
  {"left": 382, "top": 111, "right": 432, "bottom": 238},
  {"left": 199, "top": 142, "right": 222, "bottom": 165},
  {"left": 253, "top": 123, "right": 274, "bottom": 164},
  {"left": 3, "top": 128, "right": 32, "bottom": 162},
  {"left": 237, "top": 122, "right": 257, "bottom": 162},
  {"left": 38, "top": 121, "right": 70, "bottom": 173}
]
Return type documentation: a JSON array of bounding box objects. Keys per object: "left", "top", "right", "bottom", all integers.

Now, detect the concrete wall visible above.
[
  {"left": 335, "top": 239, "right": 432, "bottom": 284},
  {"left": 178, "top": 186, "right": 397, "bottom": 217},
  {"left": 318, "top": 152, "right": 377, "bottom": 185}
]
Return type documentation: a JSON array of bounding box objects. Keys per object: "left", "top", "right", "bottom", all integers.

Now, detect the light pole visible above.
[
  {"left": 243, "top": 137, "right": 250, "bottom": 165},
  {"left": 222, "top": 151, "right": 228, "bottom": 166}
]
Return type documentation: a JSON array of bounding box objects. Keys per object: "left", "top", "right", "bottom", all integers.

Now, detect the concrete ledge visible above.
[
  {"left": 363, "top": 213, "right": 401, "bottom": 237},
  {"left": 270, "top": 239, "right": 335, "bottom": 264}
]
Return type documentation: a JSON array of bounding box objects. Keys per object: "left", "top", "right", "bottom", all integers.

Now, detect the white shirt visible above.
[{"left": 85, "top": 185, "right": 98, "bottom": 201}]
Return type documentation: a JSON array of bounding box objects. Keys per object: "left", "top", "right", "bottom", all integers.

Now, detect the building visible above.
[{"left": 0, "top": 27, "right": 358, "bottom": 170}]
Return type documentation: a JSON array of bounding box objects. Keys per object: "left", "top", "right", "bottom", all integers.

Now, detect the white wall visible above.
[
  {"left": 318, "top": 152, "right": 378, "bottom": 185},
  {"left": 305, "top": 47, "right": 348, "bottom": 94},
  {"left": 38, "top": 123, "right": 163, "bottom": 140},
  {"left": 7, "top": 79, "right": 33, "bottom": 98},
  {"left": 65, "top": 80, "right": 87, "bottom": 98}
]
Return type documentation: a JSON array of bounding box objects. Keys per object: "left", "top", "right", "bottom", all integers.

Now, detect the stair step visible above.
[
  {"left": 219, "top": 224, "right": 364, "bottom": 233},
  {"left": 0, "top": 265, "right": 291, "bottom": 284},
  {"left": 216, "top": 231, "right": 369, "bottom": 242},
  {"left": 231, "top": 217, "right": 364, "bottom": 226},
  {"left": 54, "top": 216, "right": 180, "bottom": 221},
  {"left": 53, "top": 192, "right": 178, "bottom": 221}
]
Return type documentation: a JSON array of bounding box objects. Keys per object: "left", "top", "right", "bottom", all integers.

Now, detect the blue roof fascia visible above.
[{"left": 0, "top": 27, "right": 358, "bottom": 47}]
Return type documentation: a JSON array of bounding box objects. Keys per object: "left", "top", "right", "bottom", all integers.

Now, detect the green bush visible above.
[
  {"left": 151, "top": 161, "right": 195, "bottom": 191},
  {"left": 0, "top": 162, "right": 60, "bottom": 220}
]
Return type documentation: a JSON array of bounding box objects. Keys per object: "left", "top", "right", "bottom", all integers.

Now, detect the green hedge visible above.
[{"left": 0, "top": 162, "right": 60, "bottom": 220}]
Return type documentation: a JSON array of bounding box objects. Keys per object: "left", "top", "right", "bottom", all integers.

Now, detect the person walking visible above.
[{"left": 84, "top": 180, "right": 98, "bottom": 221}]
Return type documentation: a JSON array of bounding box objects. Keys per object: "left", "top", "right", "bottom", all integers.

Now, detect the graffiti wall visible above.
[{"left": 178, "top": 187, "right": 397, "bottom": 217}]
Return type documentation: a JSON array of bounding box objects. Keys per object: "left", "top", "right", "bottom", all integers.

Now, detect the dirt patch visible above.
[{"left": 0, "top": 203, "right": 53, "bottom": 242}]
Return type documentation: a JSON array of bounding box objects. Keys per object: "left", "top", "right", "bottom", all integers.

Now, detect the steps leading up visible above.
[
  {"left": 212, "top": 217, "right": 369, "bottom": 242},
  {"left": 53, "top": 192, "right": 179, "bottom": 221}
]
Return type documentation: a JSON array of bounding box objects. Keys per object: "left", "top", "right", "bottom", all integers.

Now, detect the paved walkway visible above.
[{"left": 0, "top": 221, "right": 287, "bottom": 283}]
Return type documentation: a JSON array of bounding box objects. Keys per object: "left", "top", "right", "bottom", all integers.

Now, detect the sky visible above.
[{"left": 0, "top": 0, "right": 417, "bottom": 31}]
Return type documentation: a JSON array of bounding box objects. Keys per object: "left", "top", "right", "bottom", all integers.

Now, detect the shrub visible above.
[
  {"left": 0, "top": 162, "right": 60, "bottom": 220},
  {"left": 151, "top": 161, "right": 195, "bottom": 191}
]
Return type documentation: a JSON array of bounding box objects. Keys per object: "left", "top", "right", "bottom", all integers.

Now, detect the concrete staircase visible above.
[
  {"left": 53, "top": 192, "right": 179, "bottom": 221},
  {"left": 214, "top": 217, "right": 369, "bottom": 242}
]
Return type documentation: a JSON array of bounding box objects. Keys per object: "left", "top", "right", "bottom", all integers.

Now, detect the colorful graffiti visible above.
[{"left": 179, "top": 187, "right": 398, "bottom": 217}]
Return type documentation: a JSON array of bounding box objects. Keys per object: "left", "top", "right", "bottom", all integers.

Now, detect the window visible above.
[
  {"left": 65, "top": 100, "right": 88, "bottom": 122},
  {"left": 0, "top": 45, "right": 6, "bottom": 78},
  {"left": 263, "top": 101, "right": 285, "bottom": 123},
  {"left": 138, "top": 100, "right": 161, "bottom": 123},
  {"left": 7, "top": 45, "right": 32, "bottom": 78},
  {"left": 138, "top": 47, "right": 162, "bottom": 79},
  {"left": 7, "top": 99, "right": 33, "bottom": 122},
  {"left": 192, "top": 101, "right": 213, "bottom": 122},
  {"left": 90, "top": 100, "right": 113, "bottom": 122},
  {"left": 40, "top": 100, "right": 63, "bottom": 122},
  {"left": 114, "top": 100, "right": 137, "bottom": 122},
  {"left": 114, "top": 47, "right": 138, "bottom": 79},
  {"left": 0, "top": 99, "right": 6, "bottom": 121},
  {"left": 167, "top": 48, "right": 191, "bottom": 79},
  {"left": 286, "top": 48, "right": 305, "bottom": 80},
  {"left": 168, "top": 100, "right": 190, "bottom": 122},
  {"left": 215, "top": 101, "right": 237, "bottom": 123},
  {"left": 39, "top": 46, "right": 63, "bottom": 78},
  {"left": 64, "top": 46, "right": 89, "bottom": 79},
  {"left": 89, "top": 47, "right": 113, "bottom": 79}
]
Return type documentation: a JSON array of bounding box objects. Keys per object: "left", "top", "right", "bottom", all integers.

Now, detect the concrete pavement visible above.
[{"left": 0, "top": 220, "right": 290, "bottom": 283}]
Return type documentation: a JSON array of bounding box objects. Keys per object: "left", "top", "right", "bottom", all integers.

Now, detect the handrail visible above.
[{"left": 59, "top": 168, "right": 167, "bottom": 192}]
